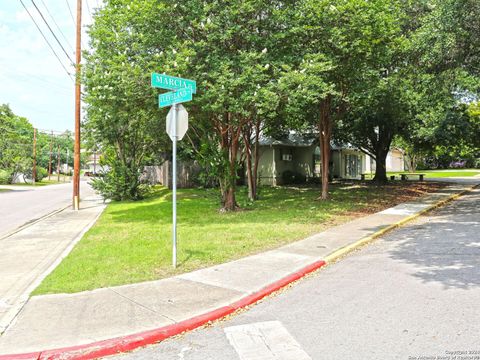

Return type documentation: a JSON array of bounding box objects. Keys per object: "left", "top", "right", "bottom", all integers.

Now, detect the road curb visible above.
[
  {"left": 324, "top": 183, "right": 479, "bottom": 264},
  {"left": 1, "top": 184, "right": 477, "bottom": 360},
  {"left": 0, "top": 260, "right": 327, "bottom": 360}
]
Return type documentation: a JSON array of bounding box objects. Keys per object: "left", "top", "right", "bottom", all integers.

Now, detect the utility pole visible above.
[
  {"left": 57, "top": 144, "right": 61, "bottom": 182},
  {"left": 48, "top": 131, "right": 53, "bottom": 180},
  {"left": 33, "top": 128, "right": 37, "bottom": 185},
  {"left": 73, "top": 0, "right": 82, "bottom": 210}
]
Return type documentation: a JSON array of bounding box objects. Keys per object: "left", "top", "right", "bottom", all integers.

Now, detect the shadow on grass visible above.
[
  {"left": 103, "top": 184, "right": 385, "bottom": 227},
  {"left": 102, "top": 183, "right": 435, "bottom": 232},
  {"left": 181, "top": 248, "right": 210, "bottom": 266},
  {"left": 387, "top": 189, "right": 480, "bottom": 289}
]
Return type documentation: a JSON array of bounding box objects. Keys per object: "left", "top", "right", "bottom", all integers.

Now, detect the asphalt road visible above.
[
  {"left": 112, "top": 187, "right": 480, "bottom": 360},
  {"left": 0, "top": 180, "right": 94, "bottom": 238}
]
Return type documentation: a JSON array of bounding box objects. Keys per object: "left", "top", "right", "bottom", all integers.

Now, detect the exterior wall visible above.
[
  {"left": 257, "top": 145, "right": 318, "bottom": 185},
  {"left": 258, "top": 145, "right": 368, "bottom": 184},
  {"left": 331, "top": 151, "right": 341, "bottom": 178},
  {"left": 336, "top": 149, "right": 366, "bottom": 179},
  {"left": 365, "top": 155, "right": 373, "bottom": 173},
  {"left": 275, "top": 146, "right": 295, "bottom": 177},
  {"left": 386, "top": 149, "right": 404, "bottom": 172},
  {"left": 257, "top": 146, "right": 276, "bottom": 186},
  {"left": 294, "top": 145, "right": 316, "bottom": 178},
  {"left": 365, "top": 149, "right": 405, "bottom": 173}
]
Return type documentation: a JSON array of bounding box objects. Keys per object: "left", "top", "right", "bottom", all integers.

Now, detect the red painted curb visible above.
[
  {"left": 229, "top": 260, "right": 326, "bottom": 311},
  {"left": 0, "top": 353, "right": 41, "bottom": 360},
  {"left": 1, "top": 260, "right": 326, "bottom": 360}
]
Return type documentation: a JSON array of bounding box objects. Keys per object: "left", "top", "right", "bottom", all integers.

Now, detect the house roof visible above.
[
  {"left": 259, "top": 133, "right": 317, "bottom": 147},
  {"left": 259, "top": 133, "right": 359, "bottom": 151}
]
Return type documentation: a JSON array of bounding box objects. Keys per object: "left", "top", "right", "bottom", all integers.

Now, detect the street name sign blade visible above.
[
  {"left": 159, "top": 88, "right": 192, "bottom": 108},
  {"left": 166, "top": 104, "right": 188, "bottom": 141},
  {"left": 151, "top": 73, "right": 197, "bottom": 94}
]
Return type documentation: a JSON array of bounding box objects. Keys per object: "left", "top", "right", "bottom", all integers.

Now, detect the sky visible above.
[{"left": 0, "top": 0, "right": 99, "bottom": 132}]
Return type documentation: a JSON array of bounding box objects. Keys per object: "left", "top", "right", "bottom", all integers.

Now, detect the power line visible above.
[
  {"left": 18, "top": 0, "right": 74, "bottom": 82},
  {"left": 65, "top": 0, "right": 87, "bottom": 49},
  {"left": 39, "top": 0, "right": 75, "bottom": 54},
  {"left": 0, "top": 71, "right": 71, "bottom": 94},
  {"left": 37, "top": 128, "right": 73, "bottom": 135},
  {"left": 29, "top": 0, "right": 74, "bottom": 65},
  {"left": 65, "top": 0, "right": 76, "bottom": 27},
  {"left": 85, "top": 0, "right": 93, "bottom": 20}
]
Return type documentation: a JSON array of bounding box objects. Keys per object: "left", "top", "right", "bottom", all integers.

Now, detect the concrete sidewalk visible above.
[
  {"left": 0, "top": 181, "right": 478, "bottom": 358},
  {"left": 0, "top": 180, "right": 96, "bottom": 239},
  {"left": 0, "top": 194, "right": 106, "bottom": 336}
]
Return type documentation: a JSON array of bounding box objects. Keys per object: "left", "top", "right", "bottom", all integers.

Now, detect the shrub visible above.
[
  {"left": 282, "top": 170, "right": 306, "bottom": 185},
  {"left": 37, "top": 167, "right": 48, "bottom": 182},
  {"left": 474, "top": 158, "right": 480, "bottom": 169},
  {"left": 449, "top": 160, "right": 467, "bottom": 168},
  {"left": 0, "top": 169, "right": 12, "bottom": 184},
  {"left": 306, "top": 176, "right": 321, "bottom": 185},
  {"left": 23, "top": 167, "right": 47, "bottom": 182},
  {"left": 90, "top": 160, "right": 150, "bottom": 201}
]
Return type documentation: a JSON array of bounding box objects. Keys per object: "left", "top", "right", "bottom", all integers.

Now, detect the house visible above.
[
  {"left": 364, "top": 148, "right": 405, "bottom": 174},
  {"left": 256, "top": 134, "right": 368, "bottom": 185},
  {"left": 256, "top": 134, "right": 405, "bottom": 185}
]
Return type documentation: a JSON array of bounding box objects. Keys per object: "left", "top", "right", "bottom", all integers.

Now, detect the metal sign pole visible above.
[
  {"left": 151, "top": 73, "right": 196, "bottom": 269},
  {"left": 172, "top": 103, "right": 178, "bottom": 268}
]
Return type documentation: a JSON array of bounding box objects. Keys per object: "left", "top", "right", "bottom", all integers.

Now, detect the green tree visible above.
[
  {"left": 334, "top": 1, "right": 456, "bottom": 183},
  {"left": 84, "top": 1, "right": 170, "bottom": 200},
  {"left": 416, "top": 0, "right": 479, "bottom": 77},
  {"left": 176, "top": 0, "right": 286, "bottom": 210},
  {"left": 281, "top": 0, "right": 404, "bottom": 194},
  {"left": 0, "top": 104, "right": 34, "bottom": 183}
]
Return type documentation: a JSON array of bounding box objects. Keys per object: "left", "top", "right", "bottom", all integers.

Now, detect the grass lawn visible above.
[
  {"left": 39, "top": 178, "right": 71, "bottom": 185},
  {"left": 2, "top": 178, "right": 71, "bottom": 187},
  {"left": 364, "top": 169, "right": 480, "bottom": 179},
  {"left": 414, "top": 169, "right": 480, "bottom": 178},
  {"left": 34, "top": 182, "right": 445, "bottom": 295}
]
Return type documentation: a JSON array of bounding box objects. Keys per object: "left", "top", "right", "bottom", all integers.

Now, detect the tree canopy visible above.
[{"left": 83, "top": 0, "right": 480, "bottom": 205}]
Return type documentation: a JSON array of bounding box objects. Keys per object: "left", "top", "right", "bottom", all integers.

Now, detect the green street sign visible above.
[
  {"left": 159, "top": 88, "right": 193, "bottom": 108},
  {"left": 151, "top": 73, "right": 197, "bottom": 94}
]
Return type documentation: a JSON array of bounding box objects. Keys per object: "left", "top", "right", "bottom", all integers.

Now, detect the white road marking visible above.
[{"left": 224, "top": 321, "right": 312, "bottom": 360}]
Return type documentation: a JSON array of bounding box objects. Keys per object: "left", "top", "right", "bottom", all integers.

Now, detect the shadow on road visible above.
[{"left": 388, "top": 189, "right": 480, "bottom": 289}]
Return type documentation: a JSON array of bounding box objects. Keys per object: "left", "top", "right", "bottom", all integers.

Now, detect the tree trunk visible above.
[
  {"left": 318, "top": 96, "right": 332, "bottom": 200},
  {"left": 243, "top": 126, "right": 255, "bottom": 201},
  {"left": 371, "top": 124, "right": 393, "bottom": 185},
  {"left": 252, "top": 120, "right": 260, "bottom": 199},
  {"left": 219, "top": 115, "right": 242, "bottom": 212},
  {"left": 406, "top": 152, "right": 417, "bottom": 172},
  {"left": 373, "top": 148, "right": 388, "bottom": 184},
  {"left": 411, "top": 155, "right": 417, "bottom": 173},
  {"left": 223, "top": 187, "right": 237, "bottom": 211}
]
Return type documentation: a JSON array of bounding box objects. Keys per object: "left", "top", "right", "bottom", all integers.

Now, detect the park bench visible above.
[
  {"left": 401, "top": 173, "right": 425, "bottom": 181},
  {"left": 361, "top": 174, "right": 396, "bottom": 181}
]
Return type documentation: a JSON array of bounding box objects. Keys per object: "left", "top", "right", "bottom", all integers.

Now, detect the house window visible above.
[
  {"left": 280, "top": 148, "right": 293, "bottom": 161},
  {"left": 344, "top": 154, "right": 362, "bottom": 178}
]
